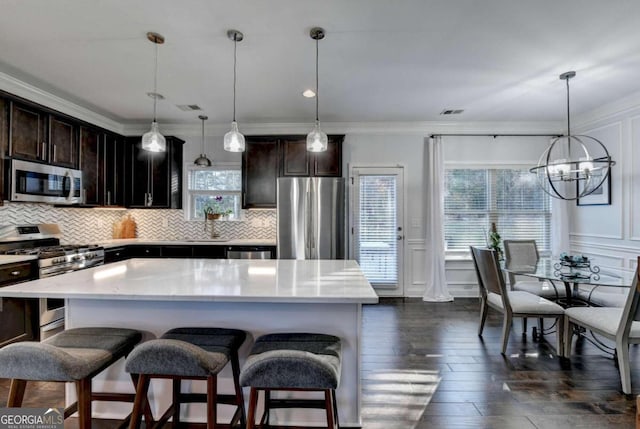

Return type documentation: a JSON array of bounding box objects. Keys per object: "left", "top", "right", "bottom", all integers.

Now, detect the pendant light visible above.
[
  {"left": 194, "top": 115, "right": 212, "bottom": 166},
  {"left": 142, "top": 32, "right": 166, "bottom": 152},
  {"left": 530, "top": 71, "right": 615, "bottom": 200},
  {"left": 223, "top": 30, "right": 245, "bottom": 152},
  {"left": 307, "top": 27, "right": 328, "bottom": 152}
]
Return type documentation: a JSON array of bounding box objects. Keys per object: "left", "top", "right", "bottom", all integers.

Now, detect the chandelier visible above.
[{"left": 530, "top": 71, "right": 615, "bottom": 200}]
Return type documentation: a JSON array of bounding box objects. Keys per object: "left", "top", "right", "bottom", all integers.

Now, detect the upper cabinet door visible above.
[
  {"left": 79, "top": 126, "right": 103, "bottom": 205},
  {"left": 104, "top": 133, "right": 125, "bottom": 206},
  {"left": 242, "top": 138, "right": 279, "bottom": 208},
  {"left": 280, "top": 138, "right": 310, "bottom": 177},
  {"left": 49, "top": 115, "right": 78, "bottom": 168},
  {"left": 313, "top": 135, "right": 343, "bottom": 177},
  {"left": 10, "top": 101, "right": 47, "bottom": 162}
]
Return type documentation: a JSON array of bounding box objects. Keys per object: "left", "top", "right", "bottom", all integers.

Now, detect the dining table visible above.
[{"left": 503, "top": 257, "right": 635, "bottom": 307}]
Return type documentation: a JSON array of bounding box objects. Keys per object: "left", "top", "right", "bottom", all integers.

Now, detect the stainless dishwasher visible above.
[{"left": 225, "top": 246, "right": 274, "bottom": 259}]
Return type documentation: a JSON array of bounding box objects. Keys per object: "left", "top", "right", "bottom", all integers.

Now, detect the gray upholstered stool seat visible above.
[
  {"left": 0, "top": 327, "right": 143, "bottom": 429},
  {"left": 240, "top": 333, "right": 342, "bottom": 429},
  {"left": 125, "top": 327, "right": 247, "bottom": 429}
]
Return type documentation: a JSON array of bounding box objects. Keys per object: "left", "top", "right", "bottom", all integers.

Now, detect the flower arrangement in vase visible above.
[{"left": 488, "top": 222, "right": 503, "bottom": 260}]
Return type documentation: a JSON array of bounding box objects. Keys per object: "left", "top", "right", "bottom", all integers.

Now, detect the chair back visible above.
[
  {"left": 503, "top": 240, "right": 539, "bottom": 286},
  {"left": 470, "top": 246, "right": 509, "bottom": 306},
  {"left": 618, "top": 257, "right": 640, "bottom": 340}
]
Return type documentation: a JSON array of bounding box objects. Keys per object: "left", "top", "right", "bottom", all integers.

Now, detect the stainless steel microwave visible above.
[{"left": 10, "top": 159, "right": 82, "bottom": 205}]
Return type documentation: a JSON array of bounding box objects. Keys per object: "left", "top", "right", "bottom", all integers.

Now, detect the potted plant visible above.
[{"left": 203, "top": 196, "right": 232, "bottom": 220}]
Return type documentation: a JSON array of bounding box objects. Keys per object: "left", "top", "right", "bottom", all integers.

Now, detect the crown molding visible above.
[
  {"left": 123, "top": 120, "right": 562, "bottom": 137},
  {"left": 0, "top": 71, "right": 123, "bottom": 133},
  {"left": 573, "top": 89, "right": 640, "bottom": 131}
]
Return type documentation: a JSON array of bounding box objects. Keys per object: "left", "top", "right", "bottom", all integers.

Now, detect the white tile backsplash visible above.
[{"left": 0, "top": 202, "right": 276, "bottom": 243}]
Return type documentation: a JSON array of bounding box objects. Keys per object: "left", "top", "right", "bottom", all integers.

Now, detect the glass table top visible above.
[{"left": 503, "top": 257, "right": 635, "bottom": 288}]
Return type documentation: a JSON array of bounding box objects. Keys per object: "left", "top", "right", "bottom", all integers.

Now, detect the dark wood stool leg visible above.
[
  {"left": 262, "top": 389, "right": 271, "bottom": 428},
  {"left": 206, "top": 374, "right": 217, "bottom": 429},
  {"left": 172, "top": 378, "right": 181, "bottom": 429},
  {"left": 129, "top": 374, "right": 150, "bottom": 429},
  {"left": 130, "top": 373, "right": 154, "bottom": 426},
  {"left": 230, "top": 350, "right": 246, "bottom": 427},
  {"left": 76, "top": 378, "right": 92, "bottom": 429},
  {"left": 246, "top": 388, "right": 258, "bottom": 429},
  {"left": 7, "top": 379, "right": 27, "bottom": 407},
  {"left": 324, "top": 389, "right": 335, "bottom": 429}
]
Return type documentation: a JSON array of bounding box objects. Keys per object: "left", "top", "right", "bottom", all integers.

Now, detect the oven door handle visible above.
[{"left": 65, "top": 171, "right": 75, "bottom": 201}]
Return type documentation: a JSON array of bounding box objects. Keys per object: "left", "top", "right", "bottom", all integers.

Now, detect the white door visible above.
[{"left": 350, "top": 167, "right": 404, "bottom": 295}]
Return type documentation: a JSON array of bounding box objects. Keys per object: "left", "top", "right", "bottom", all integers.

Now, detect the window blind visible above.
[
  {"left": 358, "top": 175, "right": 398, "bottom": 285},
  {"left": 444, "top": 169, "right": 551, "bottom": 252}
]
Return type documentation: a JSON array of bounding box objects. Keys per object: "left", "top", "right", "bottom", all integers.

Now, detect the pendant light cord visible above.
[
  {"left": 233, "top": 38, "right": 237, "bottom": 122},
  {"left": 201, "top": 119, "right": 205, "bottom": 153},
  {"left": 315, "top": 37, "right": 319, "bottom": 122},
  {"left": 566, "top": 77, "right": 571, "bottom": 138},
  {"left": 153, "top": 42, "right": 158, "bottom": 122}
]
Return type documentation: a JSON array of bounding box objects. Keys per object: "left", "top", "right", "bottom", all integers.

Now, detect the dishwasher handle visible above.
[{"left": 226, "top": 246, "right": 274, "bottom": 259}]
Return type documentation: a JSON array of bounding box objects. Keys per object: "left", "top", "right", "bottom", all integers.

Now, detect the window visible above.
[
  {"left": 444, "top": 168, "right": 551, "bottom": 253},
  {"left": 186, "top": 164, "right": 242, "bottom": 221}
]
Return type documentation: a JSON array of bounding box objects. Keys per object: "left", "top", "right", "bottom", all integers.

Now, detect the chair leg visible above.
[
  {"left": 172, "top": 378, "right": 181, "bottom": 428},
  {"left": 246, "top": 388, "right": 258, "bottom": 429},
  {"left": 616, "top": 339, "right": 632, "bottom": 394},
  {"left": 7, "top": 379, "right": 27, "bottom": 407},
  {"left": 478, "top": 298, "right": 489, "bottom": 336},
  {"left": 563, "top": 318, "right": 573, "bottom": 358},
  {"left": 555, "top": 316, "right": 564, "bottom": 358},
  {"left": 76, "top": 378, "right": 92, "bottom": 429},
  {"left": 230, "top": 350, "right": 247, "bottom": 427},
  {"left": 500, "top": 313, "right": 512, "bottom": 355},
  {"left": 332, "top": 388, "right": 340, "bottom": 428},
  {"left": 522, "top": 317, "right": 528, "bottom": 336},
  {"left": 129, "top": 374, "right": 150, "bottom": 429},
  {"left": 324, "top": 389, "right": 335, "bottom": 429},
  {"left": 206, "top": 375, "right": 217, "bottom": 429}
]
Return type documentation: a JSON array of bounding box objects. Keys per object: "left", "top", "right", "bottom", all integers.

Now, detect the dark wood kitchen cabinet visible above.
[
  {"left": 280, "top": 135, "right": 343, "bottom": 177},
  {"left": 242, "top": 135, "right": 344, "bottom": 209},
  {"left": 48, "top": 114, "right": 78, "bottom": 168},
  {"left": 104, "top": 132, "right": 126, "bottom": 206},
  {"left": 242, "top": 137, "right": 280, "bottom": 208},
  {"left": 9, "top": 101, "right": 79, "bottom": 168},
  {"left": 79, "top": 125, "right": 102, "bottom": 205},
  {"left": 125, "top": 136, "right": 184, "bottom": 209},
  {"left": 9, "top": 101, "right": 48, "bottom": 162},
  {"left": 0, "top": 260, "right": 38, "bottom": 346}
]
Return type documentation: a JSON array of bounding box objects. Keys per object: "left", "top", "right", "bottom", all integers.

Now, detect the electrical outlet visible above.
[{"left": 162, "top": 218, "right": 169, "bottom": 228}]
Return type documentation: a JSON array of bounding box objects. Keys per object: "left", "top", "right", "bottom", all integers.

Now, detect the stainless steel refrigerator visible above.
[{"left": 277, "top": 177, "right": 345, "bottom": 259}]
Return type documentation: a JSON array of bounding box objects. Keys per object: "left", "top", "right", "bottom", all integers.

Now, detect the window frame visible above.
[
  {"left": 183, "top": 161, "right": 244, "bottom": 222},
  {"left": 443, "top": 162, "right": 552, "bottom": 258}
]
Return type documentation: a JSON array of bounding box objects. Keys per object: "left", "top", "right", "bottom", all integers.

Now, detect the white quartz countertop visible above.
[
  {"left": 0, "top": 259, "right": 379, "bottom": 304},
  {"left": 0, "top": 255, "right": 38, "bottom": 265},
  {"left": 98, "top": 239, "right": 276, "bottom": 248}
]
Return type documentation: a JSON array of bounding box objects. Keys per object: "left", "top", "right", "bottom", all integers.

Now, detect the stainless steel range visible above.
[{"left": 0, "top": 224, "right": 104, "bottom": 339}]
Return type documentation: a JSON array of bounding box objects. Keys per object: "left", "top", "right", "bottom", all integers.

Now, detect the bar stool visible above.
[
  {"left": 0, "top": 327, "right": 144, "bottom": 429},
  {"left": 239, "top": 333, "right": 342, "bottom": 429},
  {"left": 125, "top": 327, "right": 246, "bottom": 429}
]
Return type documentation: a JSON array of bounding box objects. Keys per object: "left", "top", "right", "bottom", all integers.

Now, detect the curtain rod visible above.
[{"left": 429, "top": 133, "right": 562, "bottom": 138}]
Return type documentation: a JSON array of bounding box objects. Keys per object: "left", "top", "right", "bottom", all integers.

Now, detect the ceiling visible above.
[{"left": 1, "top": 0, "right": 640, "bottom": 126}]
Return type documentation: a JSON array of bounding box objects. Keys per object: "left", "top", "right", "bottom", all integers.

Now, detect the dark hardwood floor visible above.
[{"left": 0, "top": 298, "right": 637, "bottom": 428}]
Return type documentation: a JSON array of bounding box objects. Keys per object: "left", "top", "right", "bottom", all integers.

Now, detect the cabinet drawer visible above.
[{"left": 0, "top": 262, "right": 34, "bottom": 286}]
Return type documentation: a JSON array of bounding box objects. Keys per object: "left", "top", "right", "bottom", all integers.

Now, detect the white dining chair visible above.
[
  {"left": 563, "top": 257, "right": 640, "bottom": 394},
  {"left": 470, "top": 246, "right": 565, "bottom": 356},
  {"left": 503, "top": 239, "right": 565, "bottom": 299}
]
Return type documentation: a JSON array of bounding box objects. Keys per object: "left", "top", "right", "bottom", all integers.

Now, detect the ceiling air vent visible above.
[
  {"left": 440, "top": 109, "right": 464, "bottom": 115},
  {"left": 176, "top": 104, "right": 202, "bottom": 111}
]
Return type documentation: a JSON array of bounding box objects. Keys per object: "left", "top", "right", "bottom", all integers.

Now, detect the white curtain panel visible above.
[
  {"left": 551, "top": 193, "right": 570, "bottom": 256},
  {"left": 423, "top": 136, "right": 453, "bottom": 302}
]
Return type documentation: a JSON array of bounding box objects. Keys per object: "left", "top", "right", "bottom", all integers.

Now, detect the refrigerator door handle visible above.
[{"left": 306, "top": 187, "right": 312, "bottom": 256}]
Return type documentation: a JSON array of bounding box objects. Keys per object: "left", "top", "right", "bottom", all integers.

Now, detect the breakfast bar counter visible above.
[{"left": 0, "top": 258, "right": 378, "bottom": 427}]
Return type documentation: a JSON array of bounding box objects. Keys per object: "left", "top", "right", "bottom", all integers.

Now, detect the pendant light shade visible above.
[
  {"left": 194, "top": 115, "right": 212, "bottom": 166},
  {"left": 307, "top": 27, "right": 328, "bottom": 152},
  {"left": 142, "top": 32, "right": 166, "bottom": 153},
  {"left": 224, "top": 30, "right": 245, "bottom": 153},
  {"left": 530, "top": 71, "right": 615, "bottom": 200}
]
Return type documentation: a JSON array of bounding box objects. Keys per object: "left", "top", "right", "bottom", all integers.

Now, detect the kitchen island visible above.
[{"left": 0, "top": 258, "right": 378, "bottom": 427}]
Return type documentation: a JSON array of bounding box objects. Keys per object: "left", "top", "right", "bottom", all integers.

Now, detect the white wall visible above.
[{"left": 569, "top": 105, "right": 640, "bottom": 273}]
